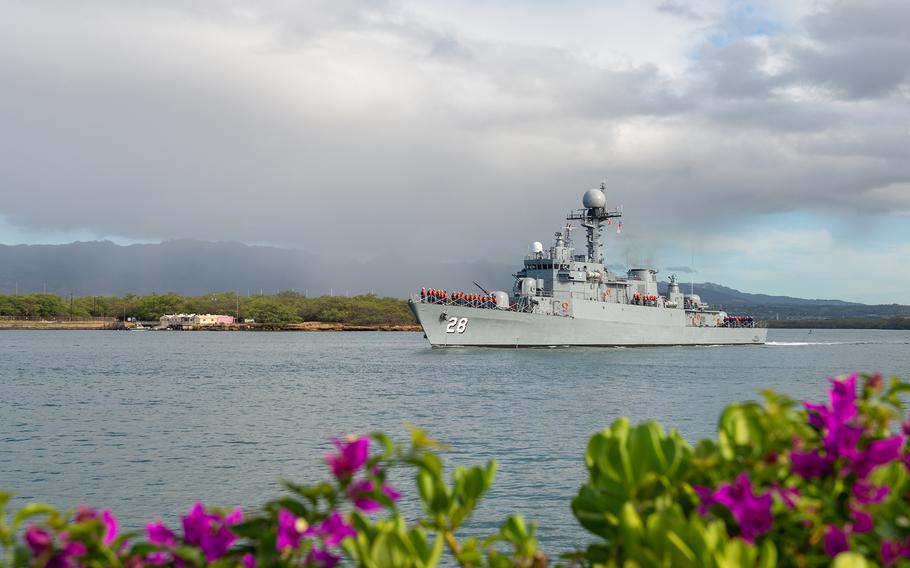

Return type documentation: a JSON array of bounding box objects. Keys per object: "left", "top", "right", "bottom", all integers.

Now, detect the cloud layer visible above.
[{"left": 0, "top": 0, "right": 907, "bottom": 300}]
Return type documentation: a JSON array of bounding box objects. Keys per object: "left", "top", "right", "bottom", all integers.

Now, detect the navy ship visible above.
[{"left": 409, "top": 184, "right": 766, "bottom": 347}]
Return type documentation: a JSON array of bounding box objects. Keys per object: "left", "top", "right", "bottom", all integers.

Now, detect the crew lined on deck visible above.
[
  {"left": 722, "top": 315, "right": 755, "bottom": 328},
  {"left": 420, "top": 288, "right": 497, "bottom": 309},
  {"left": 631, "top": 293, "right": 659, "bottom": 306}
]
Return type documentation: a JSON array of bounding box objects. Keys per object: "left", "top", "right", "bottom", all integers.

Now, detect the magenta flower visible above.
[
  {"left": 309, "top": 512, "right": 356, "bottom": 547},
  {"left": 693, "top": 485, "right": 718, "bottom": 515},
  {"left": 71, "top": 506, "right": 118, "bottom": 545},
  {"left": 325, "top": 437, "right": 370, "bottom": 480},
  {"left": 803, "top": 375, "right": 861, "bottom": 460},
  {"left": 824, "top": 525, "right": 849, "bottom": 557},
  {"left": 181, "top": 502, "right": 240, "bottom": 561},
  {"left": 24, "top": 525, "right": 52, "bottom": 555},
  {"left": 276, "top": 509, "right": 306, "bottom": 550},
  {"left": 225, "top": 508, "right": 244, "bottom": 525},
  {"left": 348, "top": 479, "right": 401, "bottom": 512},
  {"left": 791, "top": 449, "right": 830, "bottom": 479},
  {"left": 712, "top": 473, "right": 773, "bottom": 543},
  {"left": 850, "top": 435, "right": 905, "bottom": 478},
  {"left": 881, "top": 540, "right": 910, "bottom": 566},
  {"left": 306, "top": 547, "right": 341, "bottom": 568},
  {"left": 852, "top": 480, "right": 890, "bottom": 504},
  {"left": 100, "top": 510, "right": 119, "bottom": 545},
  {"left": 243, "top": 552, "right": 257, "bottom": 568},
  {"left": 61, "top": 541, "right": 87, "bottom": 557},
  {"left": 771, "top": 483, "right": 800, "bottom": 509},
  {"left": 850, "top": 508, "right": 874, "bottom": 533},
  {"left": 146, "top": 521, "right": 176, "bottom": 546}
]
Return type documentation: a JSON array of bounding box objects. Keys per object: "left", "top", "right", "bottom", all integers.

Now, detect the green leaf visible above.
[
  {"left": 13, "top": 504, "right": 56, "bottom": 528},
  {"left": 831, "top": 552, "right": 870, "bottom": 568},
  {"left": 757, "top": 540, "right": 777, "bottom": 568},
  {"left": 174, "top": 545, "right": 205, "bottom": 565}
]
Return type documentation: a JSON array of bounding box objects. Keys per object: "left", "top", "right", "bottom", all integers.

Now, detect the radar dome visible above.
[
  {"left": 531, "top": 241, "right": 544, "bottom": 254},
  {"left": 582, "top": 188, "right": 606, "bottom": 209}
]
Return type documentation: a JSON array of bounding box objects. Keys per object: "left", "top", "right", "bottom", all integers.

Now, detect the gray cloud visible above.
[
  {"left": 665, "top": 265, "right": 697, "bottom": 274},
  {"left": 0, "top": 0, "right": 908, "bottom": 269}
]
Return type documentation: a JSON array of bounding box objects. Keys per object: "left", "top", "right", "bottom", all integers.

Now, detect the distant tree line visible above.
[{"left": 0, "top": 291, "right": 416, "bottom": 325}]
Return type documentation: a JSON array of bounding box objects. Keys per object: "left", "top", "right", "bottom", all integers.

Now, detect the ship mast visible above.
[{"left": 565, "top": 182, "right": 622, "bottom": 264}]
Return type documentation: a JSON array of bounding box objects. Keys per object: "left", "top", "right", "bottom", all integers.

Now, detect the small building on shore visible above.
[{"left": 159, "top": 314, "right": 235, "bottom": 329}]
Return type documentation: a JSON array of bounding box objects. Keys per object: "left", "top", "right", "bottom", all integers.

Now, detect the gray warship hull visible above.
[
  {"left": 412, "top": 183, "right": 767, "bottom": 348},
  {"left": 410, "top": 299, "right": 767, "bottom": 347}
]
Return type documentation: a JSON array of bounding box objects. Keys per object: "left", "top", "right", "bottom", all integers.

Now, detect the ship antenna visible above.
[
  {"left": 566, "top": 181, "right": 622, "bottom": 264},
  {"left": 690, "top": 251, "right": 695, "bottom": 295}
]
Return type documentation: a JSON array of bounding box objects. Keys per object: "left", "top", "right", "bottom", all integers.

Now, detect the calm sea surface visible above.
[{"left": 2, "top": 329, "right": 910, "bottom": 553}]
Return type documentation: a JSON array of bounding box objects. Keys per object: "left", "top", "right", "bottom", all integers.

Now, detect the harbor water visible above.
[{"left": 2, "top": 329, "right": 910, "bottom": 553}]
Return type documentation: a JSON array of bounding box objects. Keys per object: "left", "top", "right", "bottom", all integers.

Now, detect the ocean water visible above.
[{"left": 2, "top": 329, "right": 909, "bottom": 554}]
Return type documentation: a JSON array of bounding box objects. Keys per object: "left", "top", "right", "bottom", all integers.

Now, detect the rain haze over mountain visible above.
[{"left": 1, "top": 1, "right": 908, "bottom": 303}]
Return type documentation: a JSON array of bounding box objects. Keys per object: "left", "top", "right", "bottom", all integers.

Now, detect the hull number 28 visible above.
[{"left": 445, "top": 317, "right": 468, "bottom": 333}]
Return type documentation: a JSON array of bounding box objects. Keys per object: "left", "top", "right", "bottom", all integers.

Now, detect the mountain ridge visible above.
[{"left": 0, "top": 240, "right": 888, "bottom": 310}]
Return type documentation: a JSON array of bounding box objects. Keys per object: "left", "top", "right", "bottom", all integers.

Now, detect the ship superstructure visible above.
[{"left": 409, "top": 184, "right": 766, "bottom": 347}]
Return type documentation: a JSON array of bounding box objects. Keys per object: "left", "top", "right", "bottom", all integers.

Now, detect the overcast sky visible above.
[{"left": 1, "top": 0, "right": 908, "bottom": 303}]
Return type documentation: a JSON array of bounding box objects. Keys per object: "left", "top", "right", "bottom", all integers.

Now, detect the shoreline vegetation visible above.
[
  {"left": 1, "top": 292, "right": 908, "bottom": 330},
  {"left": 0, "top": 291, "right": 418, "bottom": 330}
]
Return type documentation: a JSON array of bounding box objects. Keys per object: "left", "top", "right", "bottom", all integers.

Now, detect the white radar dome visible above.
[
  {"left": 531, "top": 241, "right": 544, "bottom": 254},
  {"left": 582, "top": 188, "right": 606, "bottom": 209}
]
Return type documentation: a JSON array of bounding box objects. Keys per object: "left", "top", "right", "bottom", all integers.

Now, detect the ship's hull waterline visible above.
[{"left": 410, "top": 300, "right": 767, "bottom": 347}]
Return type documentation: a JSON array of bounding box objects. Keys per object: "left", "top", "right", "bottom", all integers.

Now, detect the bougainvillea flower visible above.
[
  {"left": 276, "top": 509, "right": 306, "bottom": 550},
  {"left": 803, "top": 375, "right": 862, "bottom": 459},
  {"left": 348, "top": 479, "right": 401, "bottom": 512},
  {"left": 146, "top": 521, "right": 176, "bottom": 546},
  {"left": 74, "top": 505, "right": 96, "bottom": 523},
  {"left": 830, "top": 375, "right": 857, "bottom": 422},
  {"left": 852, "top": 480, "right": 890, "bottom": 504},
  {"left": 306, "top": 547, "right": 341, "bottom": 568},
  {"left": 712, "top": 473, "right": 773, "bottom": 542},
  {"left": 771, "top": 483, "right": 800, "bottom": 509},
  {"left": 242, "top": 552, "right": 257, "bottom": 568},
  {"left": 309, "top": 512, "right": 356, "bottom": 547},
  {"left": 692, "top": 485, "right": 717, "bottom": 516},
  {"left": 225, "top": 508, "right": 243, "bottom": 525},
  {"left": 181, "top": 503, "right": 212, "bottom": 545},
  {"left": 325, "top": 437, "right": 370, "bottom": 479},
  {"left": 824, "top": 525, "right": 849, "bottom": 557},
  {"left": 200, "top": 524, "right": 236, "bottom": 562},
  {"left": 850, "top": 436, "right": 905, "bottom": 478},
  {"left": 804, "top": 401, "right": 828, "bottom": 429},
  {"left": 791, "top": 449, "right": 830, "bottom": 479},
  {"left": 100, "top": 510, "right": 119, "bottom": 545},
  {"left": 71, "top": 506, "right": 118, "bottom": 545},
  {"left": 850, "top": 508, "right": 874, "bottom": 533},
  {"left": 25, "top": 525, "right": 52, "bottom": 555},
  {"left": 181, "top": 502, "right": 238, "bottom": 561},
  {"left": 881, "top": 540, "right": 906, "bottom": 566},
  {"left": 865, "top": 373, "right": 883, "bottom": 392}
]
